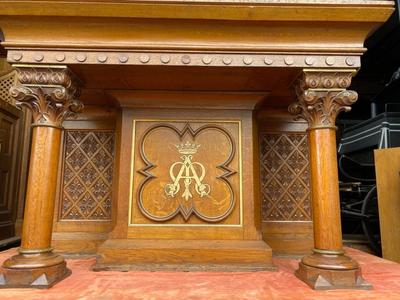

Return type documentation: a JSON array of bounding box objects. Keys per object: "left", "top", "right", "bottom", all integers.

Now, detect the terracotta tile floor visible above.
[{"left": 0, "top": 247, "right": 400, "bottom": 300}]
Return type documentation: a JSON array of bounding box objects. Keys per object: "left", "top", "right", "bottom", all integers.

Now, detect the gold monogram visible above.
[
  {"left": 165, "top": 141, "right": 211, "bottom": 201},
  {"left": 135, "top": 122, "right": 238, "bottom": 223}
]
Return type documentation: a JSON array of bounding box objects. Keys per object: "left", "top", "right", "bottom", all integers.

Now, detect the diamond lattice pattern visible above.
[
  {"left": 260, "top": 133, "right": 311, "bottom": 221},
  {"left": 60, "top": 130, "right": 115, "bottom": 220},
  {"left": 0, "top": 71, "right": 17, "bottom": 105}
]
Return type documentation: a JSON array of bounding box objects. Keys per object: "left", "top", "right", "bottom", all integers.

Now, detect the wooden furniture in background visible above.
[
  {"left": 374, "top": 147, "right": 400, "bottom": 263},
  {"left": 0, "top": 88, "right": 21, "bottom": 244},
  {"left": 0, "top": 64, "right": 31, "bottom": 247}
]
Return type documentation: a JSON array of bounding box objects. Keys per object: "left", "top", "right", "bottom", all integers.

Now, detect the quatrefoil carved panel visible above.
[{"left": 136, "top": 123, "right": 237, "bottom": 223}]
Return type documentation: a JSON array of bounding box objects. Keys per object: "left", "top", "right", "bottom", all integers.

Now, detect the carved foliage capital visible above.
[
  {"left": 10, "top": 67, "right": 83, "bottom": 127},
  {"left": 289, "top": 70, "right": 358, "bottom": 129}
]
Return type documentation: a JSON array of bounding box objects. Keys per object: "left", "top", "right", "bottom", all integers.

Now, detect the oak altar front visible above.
[
  {"left": 0, "top": 0, "right": 394, "bottom": 290},
  {"left": 94, "top": 97, "right": 272, "bottom": 270}
]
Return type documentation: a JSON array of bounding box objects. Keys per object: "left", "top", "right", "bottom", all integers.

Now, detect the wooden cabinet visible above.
[
  {"left": 374, "top": 147, "right": 400, "bottom": 263},
  {"left": 0, "top": 101, "right": 21, "bottom": 242},
  {"left": 0, "top": 68, "right": 32, "bottom": 247}
]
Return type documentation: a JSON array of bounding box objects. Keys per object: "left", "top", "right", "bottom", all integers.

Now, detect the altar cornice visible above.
[
  {"left": 0, "top": 1, "right": 393, "bottom": 22},
  {"left": 0, "top": 0, "right": 394, "bottom": 57}
]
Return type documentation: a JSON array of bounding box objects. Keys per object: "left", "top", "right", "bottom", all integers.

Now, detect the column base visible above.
[
  {"left": 0, "top": 251, "right": 71, "bottom": 289},
  {"left": 295, "top": 252, "right": 372, "bottom": 290}
]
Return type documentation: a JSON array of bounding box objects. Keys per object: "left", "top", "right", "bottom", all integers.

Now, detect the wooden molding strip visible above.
[{"left": 9, "top": 50, "right": 361, "bottom": 68}]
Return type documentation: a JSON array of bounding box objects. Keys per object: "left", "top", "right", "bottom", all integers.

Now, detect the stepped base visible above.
[
  {"left": 94, "top": 239, "right": 274, "bottom": 272},
  {"left": 295, "top": 262, "right": 372, "bottom": 290},
  {"left": 0, "top": 259, "right": 70, "bottom": 289}
]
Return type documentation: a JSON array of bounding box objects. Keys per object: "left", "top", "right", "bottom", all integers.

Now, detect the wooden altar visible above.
[{"left": 0, "top": 0, "right": 394, "bottom": 290}]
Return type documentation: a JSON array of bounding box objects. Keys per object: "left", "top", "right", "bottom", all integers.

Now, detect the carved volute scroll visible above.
[
  {"left": 9, "top": 66, "right": 83, "bottom": 128},
  {"left": 288, "top": 69, "right": 358, "bottom": 129}
]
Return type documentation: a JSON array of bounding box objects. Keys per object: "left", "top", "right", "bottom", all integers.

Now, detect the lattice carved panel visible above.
[
  {"left": 60, "top": 130, "right": 115, "bottom": 220},
  {"left": 260, "top": 133, "right": 311, "bottom": 221},
  {"left": 0, "top": 70, "right": 17, "bottom": 106}
]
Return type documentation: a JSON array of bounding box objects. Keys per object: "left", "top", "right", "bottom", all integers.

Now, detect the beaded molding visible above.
[{"left": 8, "top": 51, "right": 360, "bottom": 68}]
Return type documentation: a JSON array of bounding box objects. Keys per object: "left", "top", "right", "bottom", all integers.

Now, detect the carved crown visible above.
[{"left": 176, "top": 141, "right": 200, "bottom": 154}]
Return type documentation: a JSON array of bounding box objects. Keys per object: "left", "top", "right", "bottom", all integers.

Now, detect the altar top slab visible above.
[
  {"left": 0, "top": 0, "right": 393, "bottom": 21},
  {"left": 0, "top": 0, "right": 394, "bottom": 56}
]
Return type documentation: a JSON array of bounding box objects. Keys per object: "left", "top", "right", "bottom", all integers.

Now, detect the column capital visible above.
[
  {"left": 289, "top": 69, "right": 358, "bottom": 129},
  {"left": 10, "top": 65, "right": 83, "bottom": 128}
]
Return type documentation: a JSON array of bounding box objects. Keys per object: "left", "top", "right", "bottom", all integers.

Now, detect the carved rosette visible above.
[
  {"left": 289, "top": 70, "right": 358, "bottom": 129},
  {"left": 10, "top": 67, "right": 83, "bottom": 128}
]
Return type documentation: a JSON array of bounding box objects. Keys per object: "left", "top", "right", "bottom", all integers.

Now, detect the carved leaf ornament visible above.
[
  {"left": 289, "top": 70, "right": 358, "bottom": 129},
  {"left": 10, "top": 86, "right": 83, "bottom": 127},
  {"left": 9, "top": 67, "right": 83, "bottom": 127}
]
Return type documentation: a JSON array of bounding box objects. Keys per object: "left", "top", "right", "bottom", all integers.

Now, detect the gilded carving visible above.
[
  {"left": 165, "top": 141, "right": 211, "bottom": 201},
  {"left": 9, "top": 67, "right": 83, "bottom": 127},
  {"left": 137, "top": 123, "right": 237, "bottom": 223},
  {"left": 289, "top": 70, "right": 358, "bottom": 129}
]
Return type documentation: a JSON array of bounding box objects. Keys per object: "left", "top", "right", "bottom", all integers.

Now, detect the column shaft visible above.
[
  {"left": 308, "top": 128, "right": 342, "bottom": 251},
  {"left": 21, "top": 126, "right": 61, "bottom": 251}
]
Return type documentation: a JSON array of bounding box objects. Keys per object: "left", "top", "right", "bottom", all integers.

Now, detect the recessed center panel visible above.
[{"left": 129, "top": 120, "right": 242, "bottom": 226}]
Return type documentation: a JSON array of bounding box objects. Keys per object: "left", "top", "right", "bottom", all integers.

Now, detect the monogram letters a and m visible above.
[{"left": 136, "top": 122, "right": 238, "bottom": 223}]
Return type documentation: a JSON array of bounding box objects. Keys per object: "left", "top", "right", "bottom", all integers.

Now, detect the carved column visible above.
[
  {"left": 0, "top": 66, "right": 83, "bottom": 288},
  {"left": 289, "top": 69, "right": 371, "bottom": 290}
]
